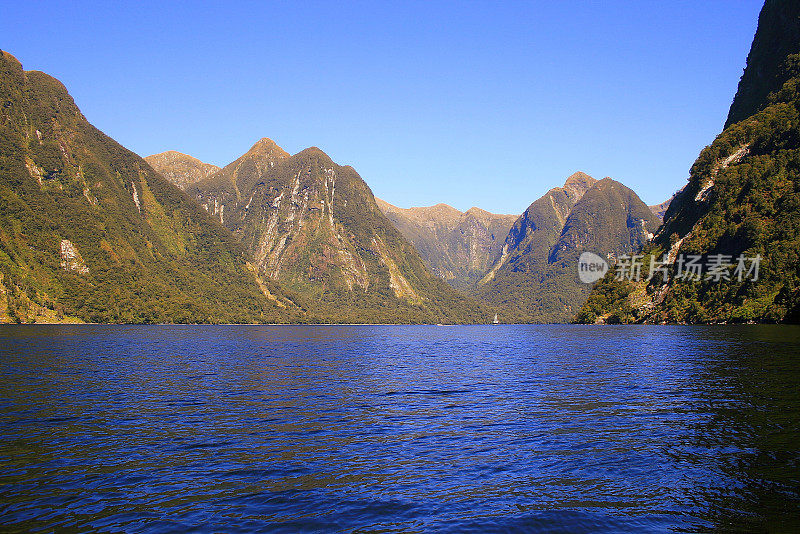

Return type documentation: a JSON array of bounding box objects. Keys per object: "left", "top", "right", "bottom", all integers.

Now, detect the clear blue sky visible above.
[{"left": 3, "top": 1, "right": 763, "bottom": 214}]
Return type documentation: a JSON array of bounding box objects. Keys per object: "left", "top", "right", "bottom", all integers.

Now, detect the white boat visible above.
[{"left": 492, "top": 314, "right": 499, "bottom": 324}]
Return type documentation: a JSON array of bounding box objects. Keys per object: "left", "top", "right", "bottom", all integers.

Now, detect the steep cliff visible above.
[{"left": 576, "top": 0, "right": 800, "bottom": 324}]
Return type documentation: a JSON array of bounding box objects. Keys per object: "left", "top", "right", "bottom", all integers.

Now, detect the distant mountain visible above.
[
  {"left": 376, "top": 199, "right": 517, "bottom": 291},
  {"left": 0, "top": 51, "right": 298, "bottom": 324},
  {"left": 144, "top": 151, "right": 220, "bottom": 190},
  {"left": 577, "top": 0, "right": 800, "bottom": 324},
  {"left": 480, "top": 172, "right": 597, "bottom": 287},
  {"left": 478, "top": 173, "right": 659, "bottom": 322},
  {"left": 649, "top": 198, "right": 672, "bottom": 221},
  {"left": 185, "top": 140, "right": 485, "bottom": 323}
]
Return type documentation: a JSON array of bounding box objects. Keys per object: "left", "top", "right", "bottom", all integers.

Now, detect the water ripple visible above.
[{"left": 1, "top": 324, "right": 799, "bottom": 532}]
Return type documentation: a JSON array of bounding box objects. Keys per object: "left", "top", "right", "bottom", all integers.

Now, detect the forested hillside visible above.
[
  {"left": 0, "top": 51, "right": 299, "bottom": 323},
  {"left": 576, "top": 0, "right": 800, "bottom": 324},
  {"left": 478, "top": 174, "right": 658, "bottom": 322}
]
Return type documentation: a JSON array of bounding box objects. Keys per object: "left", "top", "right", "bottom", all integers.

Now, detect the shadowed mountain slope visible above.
[
  {"left": 649, "top": 198, "right": 672, "bottom": 221},
  {"left": 577, "top": 0, "right": 800, "bottom": 324}
]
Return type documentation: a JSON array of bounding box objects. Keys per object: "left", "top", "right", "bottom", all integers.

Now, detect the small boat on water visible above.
[{"left": 492, "top": 314, "right": 499, "bottom": 324}]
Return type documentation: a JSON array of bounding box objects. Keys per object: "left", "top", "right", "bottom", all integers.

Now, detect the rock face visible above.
[
  {"left": 186, "top": 140, "right": 483, "bottom": 323},
  {"left": 376, "top": 199, "right": 517, "bottom": 290},
  {"left": 478, "top": 172, "right": 659, "bottom": 322},
  {"left": 0, "top": 51, "right": 296, "bottom": 324},
  {"left": 577, "top": 0, "right": 800, "bottom": 324},
  {"left": 144, "top": 151, "right": 220, "bottom": 190},
  {"left": 59, "top": 239, "right": 89, "bottom": 274}
]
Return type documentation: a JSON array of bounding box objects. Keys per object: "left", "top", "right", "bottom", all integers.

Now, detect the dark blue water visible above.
[{"left": 1, "top": 325, "right": 799, "bottom": 532}]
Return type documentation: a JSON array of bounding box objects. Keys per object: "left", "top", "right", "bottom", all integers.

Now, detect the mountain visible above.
[
  {"left": 576, "top": 0, "right": 800, "bottom": 324},
  {"left": 0, "top": 51, "right": 299, "bottom": 324},
  {"left": 479, "top": 172, "right": 597, "bottom": 287},
  {"left": 478, "top": 173, "right": 659, "bottom": 322},
  {"left": 185, "top": 140, "right": 485, "bottom": 323},
  {"left": 725, "top": 0, "right": 800, "bottom": 128},
  {"left": 649, "top": 198, "right": 672, "bottom": 220},
  {"left": 376, "top": 199, "right": 517, "bottom": 291},
  {"left": 144, "top": 151, "right": 220, "bottom": 190}
]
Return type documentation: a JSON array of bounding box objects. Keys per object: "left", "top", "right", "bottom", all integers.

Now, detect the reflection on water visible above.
[{"left": 0, "top": 325, "right": 799, "bottom": 532}]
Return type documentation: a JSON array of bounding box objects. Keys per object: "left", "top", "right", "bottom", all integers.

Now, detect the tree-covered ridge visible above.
[
  {"left": 478, "top": 173, "right": 659, "bottom": 323},
  {"left": 576, "top": 0, "right": 800, "bottom": 324},
  {"left": 144, "top": 151, "right": 220, "bottom": 191},
  {"left": 376, "top": 198, "right": 517, "bottom": 291},
  {"left": 0, "top": 50, "right": 300, "bottom": 324},
  {"left": 186, "top": 140, "right": 488, "bottom": 323}
]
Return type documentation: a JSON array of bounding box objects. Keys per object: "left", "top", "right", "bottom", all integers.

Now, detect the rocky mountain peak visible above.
[
  {"left": 144, "top": 151, "right": 221, "bottom": 190},
  {"left": 563, "top": 171, "right": 598, "bottom": 199}
]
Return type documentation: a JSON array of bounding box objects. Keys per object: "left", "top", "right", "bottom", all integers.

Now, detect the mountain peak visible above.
[
  {"left": 245, "top": 137, "right": 289, "bottom": 159},
  {"left": 563, "top": 171, "right": 597, "bottom": 199},
  {"left": 465, "top": 206, "right": 497, "bottom": 218},
  {"left": 295, "top": 146, "right": 333, "bottom": 161},
  {"left": 148, "top": 150, "right": 201, "bottom": 163},
  {"left": 144, "top": 151, "right": 221, "bottom": 190}
]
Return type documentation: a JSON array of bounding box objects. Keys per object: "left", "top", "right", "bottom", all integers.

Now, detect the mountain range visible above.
[
  {"left": 375, "top": 199, "right": 517, "bottom": 291},
  {"left": 5, "top": 0, "right": 789, "bottom": 326},
  {"left": 149, "top": 142, "right": 660, "bottom": 323},
  {"left": 149, "top": 141, "right": 659, "bottom": 323},
  {"left": 152, "top": 139, "right": 486, "bottom": 323}
]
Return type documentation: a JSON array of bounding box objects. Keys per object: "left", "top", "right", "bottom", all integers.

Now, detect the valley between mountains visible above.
[
  {"left": 3, "top": 0, "right": 799, "bottom": 324},
  {"left": 147, "top": 148, "right": 662, "bottom": 323}
]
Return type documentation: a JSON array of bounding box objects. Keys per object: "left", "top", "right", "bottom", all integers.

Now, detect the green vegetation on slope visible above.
[
  {"left": 0, "top": 50, "right": 299, "bottom": 324},
  {"left": 187, "top": 141, "right": 488, "bottom": 323},
  {"left": 477, "top": 173, "right": 658, "bottom": 323},
  {"left": 576, "top": 0, "right": 800, "bottom": 324}
]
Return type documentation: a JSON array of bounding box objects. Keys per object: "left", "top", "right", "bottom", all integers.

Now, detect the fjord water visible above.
[{"left": 1, "top": 325, "right": 799, "bottom": 532}]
